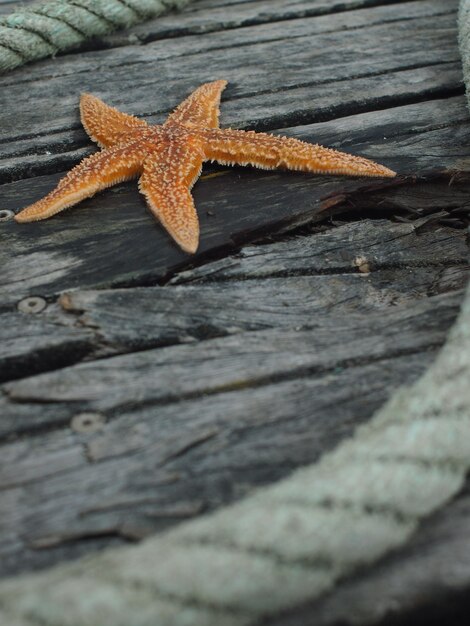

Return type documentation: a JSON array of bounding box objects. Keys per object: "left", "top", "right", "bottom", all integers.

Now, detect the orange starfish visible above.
[{"left": 15, "top": 80, "right": 395, "bottom": 253}]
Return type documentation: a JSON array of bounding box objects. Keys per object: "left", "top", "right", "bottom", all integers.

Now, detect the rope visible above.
[
  {"left": 0, "top": 3, "right": 470, "bottom": 625},
  {"left": 2, "top": 282, "right": 470, "bottom": 624},
  {"left": 460, "top": 0, "right": 470, "bottom": 106},
  {"left": 0, "top": 0, "right": 192, "bottom": 73}
]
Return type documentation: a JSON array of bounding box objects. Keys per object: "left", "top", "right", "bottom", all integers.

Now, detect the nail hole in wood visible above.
[
  {"left": 17, "top": 296, "right": 47, "bottom": 314},
  {"left": 71, "top": 413, "right": 106, "bottom": 434},
  {"left": 0, "top": 209, "right": 14, "bottom": 221}
]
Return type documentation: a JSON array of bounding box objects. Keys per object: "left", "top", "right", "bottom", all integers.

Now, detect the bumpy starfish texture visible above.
[{"left": 15, "top": 80, "right": 396, "bottom": 253}]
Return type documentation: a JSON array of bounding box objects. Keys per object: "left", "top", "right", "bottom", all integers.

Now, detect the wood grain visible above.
[
  {"left": 2, "top": 98, "right": 469, "bottom": 309},
  {"left": 0, "top": 217, "right": 467, "bottom": 577},
  {"left": 1, "top": 0, "right": 470, "bottom": 624}
]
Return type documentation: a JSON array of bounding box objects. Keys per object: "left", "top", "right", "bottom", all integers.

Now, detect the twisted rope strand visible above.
[{"left": 0, "top": 0, "right": 192, "bottom": 72}]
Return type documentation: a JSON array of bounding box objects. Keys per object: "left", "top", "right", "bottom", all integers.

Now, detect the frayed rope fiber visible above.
[
  {"left": 0, "top": 3, "right": 470, "bottom": 625},
  {"left": 0, "top": 0, "right": 192, "bottom": 73}
]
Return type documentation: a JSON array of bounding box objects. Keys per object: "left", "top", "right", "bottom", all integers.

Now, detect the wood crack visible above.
[{"left": 2, "top": 342, "right": 447, "bottom": 412}]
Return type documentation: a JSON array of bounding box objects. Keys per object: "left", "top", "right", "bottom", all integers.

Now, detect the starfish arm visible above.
[
  {"left": 15, "top": 141, "right": 148, "bottom": 223},
  {"left": 203, "top": 128, "right": 396, "bottom": 178},
  {"left": 164, "top": 80, "right": 227, "bottom": 130},
  {"left": 138, "top": 142, "right": 204, "bottom": 254},
  {"left": 80, "top": 93, "right": 148, "bottom": 148}
]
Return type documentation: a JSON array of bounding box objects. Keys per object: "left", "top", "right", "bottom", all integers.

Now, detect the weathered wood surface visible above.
[
  {"left": 2, "top": 97, "right": 470, "bottom": 307},
  {"left": 1, "top": 218, "right": 466, "bottom": 383},
  {"left": 0, "top": 217, "right": 468, "bottom": 585},
  {"left": 1, "top": 0, "right": 470, "bottom": 624},
  {"left": 0, "top": 1, "right": 463, "bottom": 182}
]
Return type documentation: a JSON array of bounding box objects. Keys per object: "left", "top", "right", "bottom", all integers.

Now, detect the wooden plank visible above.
[
  {"left": 0, "top": 354, "right": 431, "bottom": 577},
  {"left": 169, "top": 217, "right": 469, "bottom": 283},
  {"left": 59, "top": 270, "right": 465, "bottom": 351},
  {"left": 0, "top": 62, "right": 461, "bottom": 183},
  {"left": 0, "top": 7, "right": 459, "bottom": 147},
  {"left": 0, "top": 290, "right": 461, "bottom": 577},
  {"left": 0, "top": 216, "right": 466, "bottom": 436},
  {"left": 0, "top": 0, "right": 437, "bottom": 54},
  {"left": 147, "top": 0, "right": 414, "bottom": 35},
  {"left": 54, "top": 218, "right": 467, "bottom": 349},
  {"left": 0, "top": 216, "right": 467, "bottom": 431},
  {"left": 108, "top": 0, "right": 455, "bottom": 45},
  {"left": 1, "top": 98, "right": 469, "bottom": 308},
  {"left": 0, "top": 395, "right": 74, "bottom": 442},
  {"left": 0, "top": 308, "right": 93, "bottom": 383},
  {"left": 3, "top": 289, "right": 462, "bottom": 409},
  {"left": 4, "top": 0, "right": 455, "bottom": 80}
]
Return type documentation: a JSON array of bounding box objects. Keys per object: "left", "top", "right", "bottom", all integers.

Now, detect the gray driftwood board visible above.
[{"left": 0, "top": 0, "right": 470, "bottom": 624}]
